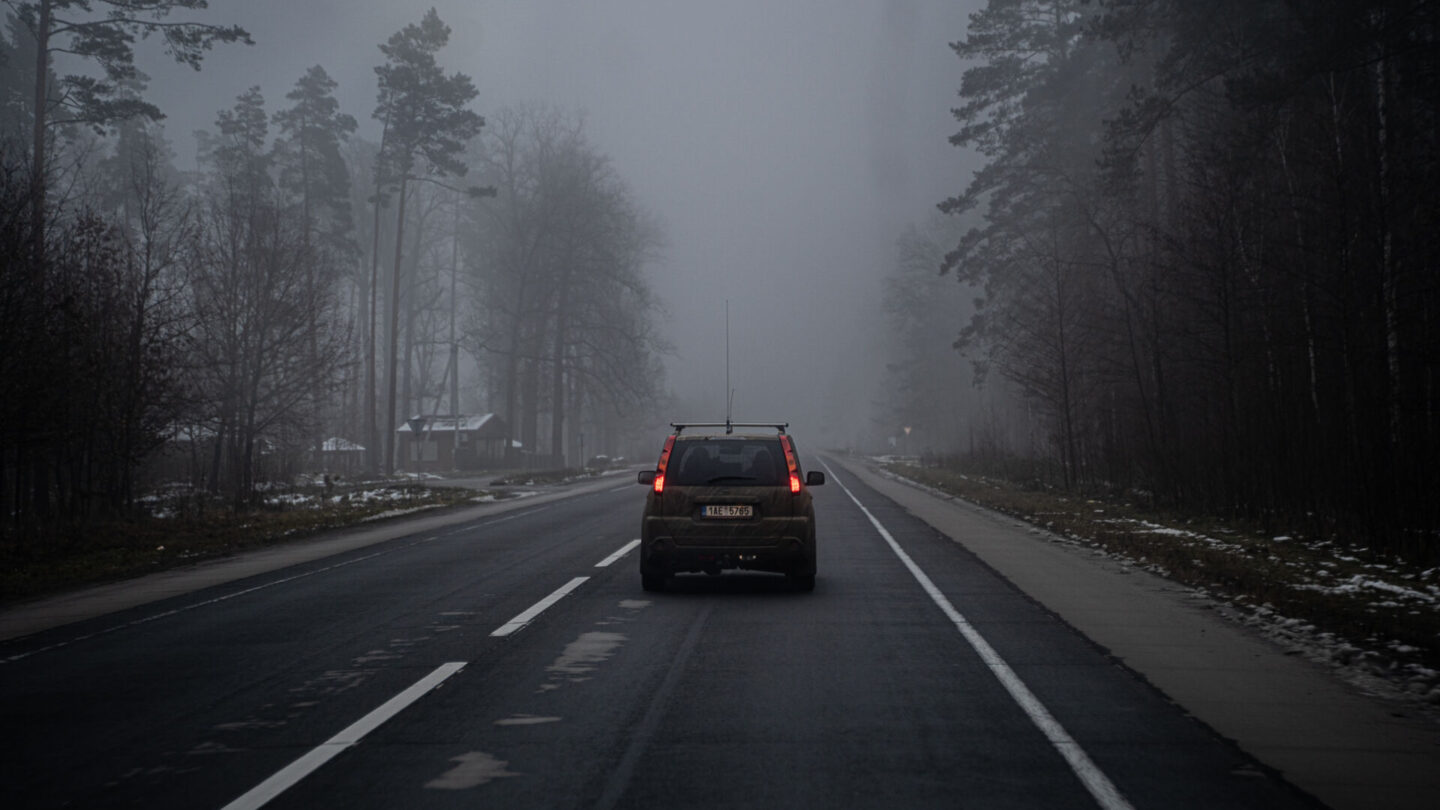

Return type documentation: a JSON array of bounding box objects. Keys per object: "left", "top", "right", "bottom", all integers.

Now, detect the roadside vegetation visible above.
[
  {"left": 878, "top": 1, "right": 1440, "bottom": 584},
  {"left": 487, "top": 468, "right": 608, "bottom": 487},
  {"left": 1, "top": 8, "right": 665, "bottom": 544},
  {"left": 880, "top": 459, "right": 1440, "bottom": 707},
  {"left": 0, "top": 480, "right": 507, "bottom": 606}
]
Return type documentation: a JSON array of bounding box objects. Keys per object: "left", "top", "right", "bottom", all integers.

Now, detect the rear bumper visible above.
[
  {"left": 641, "top": 518, "right": 814, "bottom": 575},
  {"left": 641, "top": 537, "right": 811, "bottom": 575}
]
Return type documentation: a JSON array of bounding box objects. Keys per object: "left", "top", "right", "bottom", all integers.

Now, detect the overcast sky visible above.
[{"left": 136, "top": 0, "right": 982, "bottom": 446}]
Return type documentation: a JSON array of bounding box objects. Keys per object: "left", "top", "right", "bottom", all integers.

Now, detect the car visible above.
[{"left": 636, "top": 422, "right": 825, "bottom": 592}]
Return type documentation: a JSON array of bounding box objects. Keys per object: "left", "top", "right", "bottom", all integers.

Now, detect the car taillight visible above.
[
  {"left": 653, "top": 435, "right": 676, "bottom": 494},
  {"left": 780, "top": 435, "right": 802, "bottom": 494}
]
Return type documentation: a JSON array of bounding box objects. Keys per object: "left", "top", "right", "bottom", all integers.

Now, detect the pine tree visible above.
[
  {"left": 368, "top": 8, "right": 483, "bottom": 473},
  {"left": 273, "top": 65, "right": 357, "bottom": 469},
  {"left": 5, "top": 0, "right": 249, "bottom": 284},
  {"left": 273, "top": 65, "right": 357, "bottom": 257}
]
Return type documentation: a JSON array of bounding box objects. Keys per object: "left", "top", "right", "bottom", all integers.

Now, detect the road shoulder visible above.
[
  {"left": 0, "top": 473, "right": 630, "bottom": 643},
  {"left": 824, "top": 453, "right": 1440, "bottom": 810}
]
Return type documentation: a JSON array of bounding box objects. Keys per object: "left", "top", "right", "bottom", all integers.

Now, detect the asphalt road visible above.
[{"left": 0, "top": 459, "right": 1325, "bottom": 809}]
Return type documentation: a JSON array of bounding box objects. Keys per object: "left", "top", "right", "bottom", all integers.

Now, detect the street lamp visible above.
[{"left": 392, "top": 176, "right": 495, "bottom": 473}]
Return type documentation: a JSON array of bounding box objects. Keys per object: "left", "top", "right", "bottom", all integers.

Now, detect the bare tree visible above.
[
  {"left": 188, "top": 90, "right": 348, "bottom": 505},
  {"left": 466, "top": 106, "right": 666, "bottom": 467},
  {"left": 0, "top": 134, "right": 189, "bottom": 528}
]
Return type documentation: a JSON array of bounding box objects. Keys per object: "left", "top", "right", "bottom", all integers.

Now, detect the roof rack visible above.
[{"left": 671, "top": 420, "right": 788, "bottom": 436}]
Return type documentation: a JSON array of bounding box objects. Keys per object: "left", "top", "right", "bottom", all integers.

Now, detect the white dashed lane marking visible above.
[
  {"left": 595, "top": 539, "right": 641, "bottom": 568},
  {"left": 490, "top": 577, "right": 591, "bottom": 637}
]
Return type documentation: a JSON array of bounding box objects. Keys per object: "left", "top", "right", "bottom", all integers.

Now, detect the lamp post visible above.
[{"left": 394, "top": 177, "right": 494, "bottom": 473}]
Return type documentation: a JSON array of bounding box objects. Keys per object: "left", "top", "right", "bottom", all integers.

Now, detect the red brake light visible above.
[
  {"left": 780, "top": 435, "right": 802, "bottom": 494},
  {"left": 653, "top": 435, "right": 676, "bottom": 494}
]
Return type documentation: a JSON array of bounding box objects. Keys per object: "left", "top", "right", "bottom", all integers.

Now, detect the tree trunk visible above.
[
  {"left": 550, "top": 284, "right": 570, "bottom": 464},
  {"left": 503, "top": 326, "right": 519, "bottom": 461},
  {"left": 364, "top": 119, "right": 390, "bottom": 473},
  {"left": 1374, "top": 56, "right": 1399, "bottom": 449},
  {"left": 520, "top": 317, "right": 546, "bottom": 461},
  {"left": 401, "top": 245, "right": 418, "bottom": 458},
  {"left": 29, "top": 0, "right": 51, "bottom": 286},
  {"left": 366, "top": 189, "right": 382, "bottom": 473},
  {"left": 384, "top": 175, "right": 408, "bottom": 473},
  {"left": 501, "top": 271, "right": 534, "bottom": 461},
  {"left": 209, "top": 420, "right": 226, "bottom": 495},
  {"left": 300, "top": 131, "right": 326, "bottom": 473}
]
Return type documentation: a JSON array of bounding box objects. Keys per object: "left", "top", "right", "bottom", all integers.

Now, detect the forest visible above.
[
  {"left": 0, "top": 2, "right": 667, "bottom": 532},
  {"left": 883, "top": 0, "right": 1439, "bottom": 561},
  {"left": 5, "top": 0, "right": 1437, "bottom": 568}
]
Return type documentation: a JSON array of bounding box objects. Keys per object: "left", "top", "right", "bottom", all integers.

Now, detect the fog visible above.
[{"left": 135, "top": 0, "right": 982, "bottom": 447}]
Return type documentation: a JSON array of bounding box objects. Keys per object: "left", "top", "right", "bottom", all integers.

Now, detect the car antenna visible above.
[{"left": 725, "top": 299, "right": 733, "bottom": 434}]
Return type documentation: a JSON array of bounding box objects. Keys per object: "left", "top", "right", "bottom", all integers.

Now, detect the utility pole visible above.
[{"left": 450, "top": 189, "right": 461, "bottom": 470}]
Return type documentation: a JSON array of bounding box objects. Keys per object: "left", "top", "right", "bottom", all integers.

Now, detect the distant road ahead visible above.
[{"left": 0, "top": 462, "right": 1320, "bottom": 809}]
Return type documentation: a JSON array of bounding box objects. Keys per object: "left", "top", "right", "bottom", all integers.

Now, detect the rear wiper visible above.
[{"left": 705, "top": 475, "right": 757, "bottom": 484}]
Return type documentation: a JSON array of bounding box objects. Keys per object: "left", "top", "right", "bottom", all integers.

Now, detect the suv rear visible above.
[{"left": 636, "top": 422, "right": 824, "bottom": 592}]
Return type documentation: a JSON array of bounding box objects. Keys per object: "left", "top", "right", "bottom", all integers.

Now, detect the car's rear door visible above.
[{"left": 668, "top": 437, "right": 791, "bottom": 546}]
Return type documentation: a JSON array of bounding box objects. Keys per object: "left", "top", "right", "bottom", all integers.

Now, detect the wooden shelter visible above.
[{"left": 396, "top": 414, "right": 510, "bottom": 472}]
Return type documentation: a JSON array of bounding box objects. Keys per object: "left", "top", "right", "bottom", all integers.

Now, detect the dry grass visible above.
[{"left": 883, "top": 462, "right": 1440, "bottom": 677}]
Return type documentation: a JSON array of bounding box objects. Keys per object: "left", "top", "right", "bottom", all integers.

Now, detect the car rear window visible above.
[{"left": 668, "top": 439, "right": 786, "bottom": 486}]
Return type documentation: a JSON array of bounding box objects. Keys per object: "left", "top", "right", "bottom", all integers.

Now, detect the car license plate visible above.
[{"left": 702, "top": 505, "right": 753, "bottom": 518}]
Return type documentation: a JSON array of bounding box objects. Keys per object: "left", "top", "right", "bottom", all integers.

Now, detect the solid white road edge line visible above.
[
  {"left": 595, "top": 539, "right": 641, "bottom": 568},
  {"left": 7, "top": 508, "right": 544, "bottom": 663},
  {"left": 490, "top": 576, "right": 591, "bottom": 637},
  {"left": 1, "top": 549, "right": 391, "bottom": 665},
  {"left": 221, "top": 661, "right": 467, "bottom": 810},
  {"left": 820, "top": 460, "right": 1135, "bottom": 810}
]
